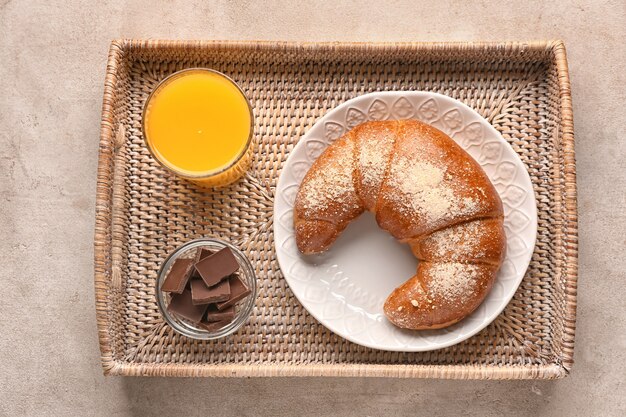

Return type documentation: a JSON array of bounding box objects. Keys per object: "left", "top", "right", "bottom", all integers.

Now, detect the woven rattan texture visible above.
[{"left": 95, "top": 41, "right": 577, "bottom": 378}]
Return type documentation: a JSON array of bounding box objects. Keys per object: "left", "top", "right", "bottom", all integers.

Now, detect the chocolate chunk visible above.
[
  {"left": 204, "top": 305, "right": 236, "bottom": 322},
  {"left": 190, "top": 278, "right": 230, "bottom": 305},
  {"left": 194, "top": 247, "right": 213, "bottom": 263},
  {"left": 167, "top": 289, "right": 208, "bottom": 322},
  {"left": 216, "top": 274, "right": 251, "bottom": 310},
  {"left": 161, "top": 258, "right": 194, "bottom": 293},
  {"left": 194, "top": 247, "right": 239, "bottom": 287},
  {"left": 191, "top": 248, "right": 213, "bottom": 278},
  {"left": 198, "top": 319, "right": 231, "bottom": 332}
]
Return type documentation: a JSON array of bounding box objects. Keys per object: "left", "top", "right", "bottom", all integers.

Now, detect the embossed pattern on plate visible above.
[{"left": 274, "top": 92, "right": 537, "bottom": 352}]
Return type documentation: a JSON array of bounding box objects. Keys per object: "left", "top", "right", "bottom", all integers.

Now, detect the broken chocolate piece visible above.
[
  {"left": 167, "top": 289, "right": 208, "bottom": 322},
  {"left": 216, "top": 274, "right": 251, "bottom": 310},
  {"left": 190, "top": 278, "right": 230, "bottom": 305},
  {"left": 191, "top": 248, "right": 213, "bottom": 278},
  {"left": 194, "top": 247, "right": 213, "bottom": 263},
  {"left": 204, "top": 305, "right": 236, "bottom": 322},
  {"left": 161, "top": 258, "right": 194, "bottom": 293},
  {"left": 194, "top": 247, "right": 239, "bottom": 287},
  {"left": 198, "top": 319, "right": 231, "bottom": 332}
]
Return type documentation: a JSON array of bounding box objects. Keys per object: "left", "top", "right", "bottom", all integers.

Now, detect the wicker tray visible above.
[{"left": 95, "top": 40, "right": 577, "bottom": 379}]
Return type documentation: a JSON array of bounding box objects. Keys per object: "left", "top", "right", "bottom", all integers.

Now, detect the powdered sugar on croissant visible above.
[{"left": 294, "top": 120, "right": 506, "bottom": 330}]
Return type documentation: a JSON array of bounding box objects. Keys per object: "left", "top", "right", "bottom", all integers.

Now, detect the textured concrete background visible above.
[{"left": 1, "top": 0, "right": 625, "bottom": 416}]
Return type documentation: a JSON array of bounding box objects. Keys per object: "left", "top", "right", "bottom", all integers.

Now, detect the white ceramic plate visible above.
[{"left": 274, "top": 92, "right": 537, "bottom": 351}]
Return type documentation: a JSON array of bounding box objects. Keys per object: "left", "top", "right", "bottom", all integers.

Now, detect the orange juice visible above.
[{"left": 143, "top": 69, "right": 253, "bottom": 187}]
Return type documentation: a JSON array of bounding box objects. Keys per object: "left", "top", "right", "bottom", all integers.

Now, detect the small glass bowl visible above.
[{"left": 155, "top": 238, "right": 256, "bottom": 340}]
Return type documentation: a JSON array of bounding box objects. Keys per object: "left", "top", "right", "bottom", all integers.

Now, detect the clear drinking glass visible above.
[{"left": 142, "top": 68, "right": 254, "bottom": 187}]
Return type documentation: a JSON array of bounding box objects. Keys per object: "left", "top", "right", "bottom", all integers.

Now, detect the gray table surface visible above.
[{"left": 1, "top": 0, "right": 625, "bottom": 416}]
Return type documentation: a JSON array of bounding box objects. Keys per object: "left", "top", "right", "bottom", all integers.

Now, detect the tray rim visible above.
[{"left": 94, "top": 39, "right": 577, "bottom": 379}]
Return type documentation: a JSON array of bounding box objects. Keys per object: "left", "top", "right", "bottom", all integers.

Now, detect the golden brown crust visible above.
[
  {"left": 382, "top": 262, "right": 500, "bottom": 329},
  {"left": 410, "top": 218, "right": 506, "bottom": 266},
  {"left": 293, "top": 120, "right": 506, "bottom": 329},
  {"left": 294, "top": 131, "right": 364, "bottom": 254}
]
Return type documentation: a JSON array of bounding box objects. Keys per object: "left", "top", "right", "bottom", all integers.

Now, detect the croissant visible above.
[{"left": 294, "top": 119, "right": 506, "bottom": 330}]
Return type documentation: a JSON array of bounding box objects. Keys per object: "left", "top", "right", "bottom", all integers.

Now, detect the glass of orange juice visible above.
[{"left": 142, "top": 68, "right": 253, "bottom": 187}]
